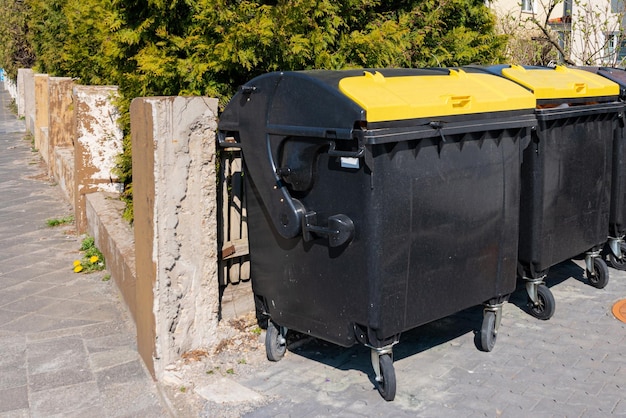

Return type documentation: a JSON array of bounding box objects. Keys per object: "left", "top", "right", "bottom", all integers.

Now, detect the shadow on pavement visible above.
[{"left": 280, "top": 259, "right": 592, "bottom": 391}]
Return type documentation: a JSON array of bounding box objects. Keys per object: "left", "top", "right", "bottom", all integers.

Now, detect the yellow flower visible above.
[
  {"left": 74, "top": 265, "right": 83, "bottom": 273},
  {"left": 73, "top": 260, "right": 81, "bottom": 267},
  {"left": 89, "top": 255, "right": 99, "bottom": 264}
]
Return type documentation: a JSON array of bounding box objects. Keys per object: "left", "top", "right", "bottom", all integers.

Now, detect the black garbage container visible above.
[
  {"left": 476, "top": 65, "right": 621, "bottom": 320},
  {"left": 218, "top": 68, "right": 536, "bottom": 400},
  {"left": 577, "top": 67, "right": 626, "bottom": 271}
]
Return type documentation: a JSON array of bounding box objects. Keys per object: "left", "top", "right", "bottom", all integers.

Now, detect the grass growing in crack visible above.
[{"left": 46, "top": 214, "right": 74, "bottom": 227}]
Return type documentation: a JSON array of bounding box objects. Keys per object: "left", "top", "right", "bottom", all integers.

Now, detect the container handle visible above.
[
  {"left": 327, "top": 140, "right": 365, "bottom": 158},
  {"left": 302, "top": 212, "right": 354, "bottom": 247},
  {"left": 573, "top": 83, "right": 587, "bottom": 94},
  {"left": 449, "top": 95, "right": 471, "bottom": 109}
]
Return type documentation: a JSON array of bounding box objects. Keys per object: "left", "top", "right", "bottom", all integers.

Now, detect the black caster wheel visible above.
[
  {"left": 376, "top": 354, "right": 396, "bottom": 401},
  {"left": 528, "top": 284, "right": 555, "bottom": 320},
  {"left": 588, "top": 257, "right": 609, "bottom": 289},
  {"left": 479, "top": 311, "right": 497, "bottom": 352},
  {"left": 265, "top": 320, "right": 286, "bottom": 362},
  {"left": 607, "top": 242, "right": 626, "bottom": 271}
]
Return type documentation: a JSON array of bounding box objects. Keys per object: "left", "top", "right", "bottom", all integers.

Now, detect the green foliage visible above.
[
  {"left": 1, "top": 0, "right": 506, "bottom": 222},
  {"left": 0, "top": 0, "right": 35, "bottom": 79}
]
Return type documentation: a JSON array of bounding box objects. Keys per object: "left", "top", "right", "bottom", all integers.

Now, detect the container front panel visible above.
[
  {"left": 610, "top": 124, "right": 626, "bottom": 236},
  {"left": 246, "top": 128, "right": 525, "bottom": 347},
  {"left": 370, "top": 132, "right": 522, "bottom": 338},
  {"left": 245, "top": 149, "right": 372, "bottom": 348},
  {"left": 518, "top": 113, "right": 614, "bottom": 273}
]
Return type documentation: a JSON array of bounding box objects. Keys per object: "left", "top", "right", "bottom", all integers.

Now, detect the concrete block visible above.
[
  {"left": 131, "top": 96, "right": 220, "bottom": 379},
  {"left": 48, "top": 77, "right": 74, "bottom": 178},
  {"left": 34, "top": 74, "right": 49, "bottom": 162},
  {"left": 16, "top": 69, "right": 28, "bottom": 118},
  {"left": 73, "top": 85, "right": 123, "bottom": 233},
  {"left": 21, "top": 69, "right": 35, "bottom": 133},
  {"left": 54, "top": 146, "right": 75, "bottom": 206},
  {"left": 86, "top": 192, "right": 137, "bottom": 322}
]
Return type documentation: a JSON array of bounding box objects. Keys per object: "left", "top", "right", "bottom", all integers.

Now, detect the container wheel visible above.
[
  {"left": 479, "top": 311, "right": 497, "bottom": 352},
  {"left": 265, "top": 321, "right": 286, "bottom": 362},
  {"left": 528, "top": 284, "right": 555, "bottom": 320},
  {"left": 607, "top": 242, "right": 626, "bottom": 270},
  {"left": 588, "top": 257, "right": 609, "bottom": 289},
  {"left": 376, "top": 354, "right": 396, "bottom": 401}
]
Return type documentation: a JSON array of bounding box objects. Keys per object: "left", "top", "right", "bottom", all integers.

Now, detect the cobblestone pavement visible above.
[{"left": 176, "top": 260, "right": 625, "bottom": 418}]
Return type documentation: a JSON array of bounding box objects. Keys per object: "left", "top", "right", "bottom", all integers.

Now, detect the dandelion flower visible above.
[
  {"left": 89, "top": 255, "right": 99, "bottom": 264},
  {"left": 74, "top": 265, "right": 83, "bottom": 273},
  {"left": 73, "top": 260, "right": 81, "bottom": 267}
]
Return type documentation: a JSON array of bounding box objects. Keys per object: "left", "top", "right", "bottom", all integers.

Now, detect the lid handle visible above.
[
  {"left": 574, "top": 83, "right": 587, "bottom": 94},
  {"left": 449, "top": 95, "right": 471, "bottom": 109}
]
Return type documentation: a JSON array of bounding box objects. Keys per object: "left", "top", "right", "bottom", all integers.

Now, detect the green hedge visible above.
[{"left": 1, "top": 0, "right": 506, "bottom": 222}]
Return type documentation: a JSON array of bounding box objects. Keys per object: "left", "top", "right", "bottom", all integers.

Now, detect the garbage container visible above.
[
  {"left": 218, "top": 68, "right": 536, "bottom": 400},
  {"left": 473, "top": 65, "right": 621, "bottom": 320},
  {"left": 577, "top": 67, "right": 626, "bottom": 271}
]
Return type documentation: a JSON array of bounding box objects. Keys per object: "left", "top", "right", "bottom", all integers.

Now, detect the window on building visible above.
[
  {"left": 604, "top": 32, "right": 626, "bottom": 65},
  {"left": 564, "top": 0, "right": 572, "bottom": 16},
  {"left": 611, "top": 0, "right": 624, "bottom": 13},
  {"left": 522, "top": 0, "right": 535, "bottom": 13}
]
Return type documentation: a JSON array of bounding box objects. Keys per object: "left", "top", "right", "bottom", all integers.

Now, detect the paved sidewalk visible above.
[
  {"left": 231, "top": 262, "right": 626, "bottom": 417},
  {"left": 175, "top": 259, "right": 626, "bottom": 417},
  {"left": 0, "top": 86, "right": 170, "bottom": 417}
]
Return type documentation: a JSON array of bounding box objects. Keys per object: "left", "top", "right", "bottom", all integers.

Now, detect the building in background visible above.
[{"left": 488, "top": 0, "right": 626, "bottom": 66}]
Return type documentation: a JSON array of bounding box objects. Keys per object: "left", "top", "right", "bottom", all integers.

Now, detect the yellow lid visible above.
[
  {"left": 338, "top": 69, "right": 536, "bottom": 122},
  {"left": 501, "top": 65, "right": 619, "bottom": 100}
]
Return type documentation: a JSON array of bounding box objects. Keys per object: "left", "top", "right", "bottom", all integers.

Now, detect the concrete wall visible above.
[
  {"left": 22, "top": 68, "right": 240, "bottom": 383},
  {"left": 55, "top": 147, "right": 75, "bottom": 205},
  {"left": 86, "top": 192, "right": 137, "bottom": 321},
  {"left": 34, "top": 74, "right": 49, "bottom": 166},
  {"left": 17, "top": 69, "right": 28, "bottom": 118},
  {"left": 131, "top": 96, "right": 220, "bottom": 379},
  {"left": 48, "top": 77, "right": 74, "bottom": 178},
  {"left": 22, "top": 70, "right": 35, "bottom": 133},
  {"left": 73, "top": 85, "right": 123, "bottom": 233}
]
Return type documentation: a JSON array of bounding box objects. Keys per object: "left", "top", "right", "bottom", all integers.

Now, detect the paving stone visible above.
[
  {"left": 29, "top": 382, "right": 102, "bottom": 417},
  {"left": 0, "top": 386, "right": 28, "bottom": 413},
  {"left": 95, "top": 359, "right": 151, "bottom": 390}
]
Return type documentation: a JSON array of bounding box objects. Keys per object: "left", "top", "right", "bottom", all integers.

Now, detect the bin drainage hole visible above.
[{"left": 611, "top": 299, "right": 626, "bottom": 323}]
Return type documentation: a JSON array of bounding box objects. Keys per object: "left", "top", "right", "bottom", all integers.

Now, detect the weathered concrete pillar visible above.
[
  {"left": 34, "top": 74, "right": 49, "bottom": 166},
  {"left": 73, "top": 85, "right": 123, "bottom": 233},
  {"left": 131, "top": 96, "right": 220, "bottom": 379},
  {"left": 16, "top": 69, "right": 28, "bottom": 118},
  {"left": 48, "top": 77, "right": 75, "bottom": 178},
  {"left": 22, "top": 69, "right": 35, "bottom": 134},
  {"left": 55, "top": 147, "right": 75, "bottom": 206}
]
